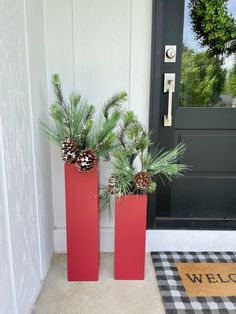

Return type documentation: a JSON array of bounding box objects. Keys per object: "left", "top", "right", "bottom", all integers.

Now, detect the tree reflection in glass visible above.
[{"left": 180, "top": 0, "right": 236, "bottom": 108}]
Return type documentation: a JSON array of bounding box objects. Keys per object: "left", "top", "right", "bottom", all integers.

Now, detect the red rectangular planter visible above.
[
  {"left": 114, "top": 194, "right": 147, "bottom": 280},
  {"left": 64, "top": 162, "right": 99, "bottom": 281}
]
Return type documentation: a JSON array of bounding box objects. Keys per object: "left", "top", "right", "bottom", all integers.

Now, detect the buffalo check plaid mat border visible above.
[{"left": 151, "top": 252, "right": 236, "bottom": 314}]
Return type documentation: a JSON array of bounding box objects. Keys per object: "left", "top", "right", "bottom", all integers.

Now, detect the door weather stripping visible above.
[{"left": 164, "top": 73, "right": 175, "bottom": 127}]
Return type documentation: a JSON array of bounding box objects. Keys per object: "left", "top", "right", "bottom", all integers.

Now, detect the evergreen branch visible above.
[
  {"left": 69, "top": 99, "right": 94, "bottom": 140},
  {"left": 103, "top": 91, "right": 127, "bottom": 120},
  {"left": 69, "top": 92, "right": 81, "bottom": 108},
  {"left": 116, "top": 111, "right": 142, "bottom": 149},
  {"left": 40, "top": 121, "right": 66, "bottom": 145},
  {"left": 83, "top": 104, "right": 96, "bottom": 121},
  {"left": 49, "top": 103, "right": 64, "bottom": 124},
  {"left": 127, "top": 153, "right": 138, "bottom": 166},
  {"left": 97, "top": 109, "right": 121, "bottom": 143},
  {"left": 142, "top": 143, "right": 188, "bottom": 179},
  {"left": 52, "top": 73, "right": 65, "bottom": 106},
  {"left": 111, "top": 150, "right": 136, "bottom": 196},
  {"left": 51, "top": 73, "right": 72, "bottom": 136},
  {"left": 99, "top": 189, "right": 112, "bottom": 214},
  {"left": 78, "top": 119, "right": 93, "bottom": 150},
  {"left": 123, "top": 110, "right": 136, "bottom": 126},
  {"left": 146, "top": 181, "right": 157, "bottom": 194},
  {"left": 95, "top": 133, "right": 116, "bottom": 158},
  {"left": 90, "top": 109, "right": 122, "bottom": 157}
]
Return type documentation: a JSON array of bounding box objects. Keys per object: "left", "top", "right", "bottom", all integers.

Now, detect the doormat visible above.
[
  {"left": 151, "top": 252, "right": 236, "bottom": 313},
  {"left": 176, "top": 263, "right": 236, "bottom": 297}
]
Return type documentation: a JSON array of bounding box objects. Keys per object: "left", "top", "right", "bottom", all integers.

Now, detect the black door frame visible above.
[{"left": 147, "top": 0, "right": 236, "bottom": 230}]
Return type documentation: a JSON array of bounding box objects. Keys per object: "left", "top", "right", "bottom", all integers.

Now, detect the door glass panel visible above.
[{"left": 180, "top": 0, "right": 236, "bottom": 108}]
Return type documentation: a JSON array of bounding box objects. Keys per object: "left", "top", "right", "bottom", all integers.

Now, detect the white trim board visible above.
[{"left": 54, "top": 228, "right": 236, "bottom": 253}]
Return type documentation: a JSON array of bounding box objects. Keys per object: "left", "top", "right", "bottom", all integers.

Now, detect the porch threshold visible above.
[{"left": 152, "top": 218, "right": 236, "bottom": 230}]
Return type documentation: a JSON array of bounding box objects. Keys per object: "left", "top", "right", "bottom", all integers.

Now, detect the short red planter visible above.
[
  {"left": 64, "top": 162, "right": 99, "bottom": 281},
  {"left": 114, "top": 194, "right": 147, "bottom": 280}
]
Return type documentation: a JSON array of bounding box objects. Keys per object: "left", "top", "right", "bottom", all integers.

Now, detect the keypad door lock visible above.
[{"left": 164, "top": 45, "right": 177, "bottom": 63}]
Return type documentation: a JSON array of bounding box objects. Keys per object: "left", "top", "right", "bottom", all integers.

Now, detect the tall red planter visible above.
[
  {"left": 64, "top": 162, "right": 99, "bottom": 281},
  {"left": 114, "top": 195, "right": 147, "bottom": 280}
]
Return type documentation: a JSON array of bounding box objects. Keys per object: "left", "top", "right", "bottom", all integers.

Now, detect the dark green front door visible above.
[{"left": 148, "top": 0, "right": 236, "bottom": 228}]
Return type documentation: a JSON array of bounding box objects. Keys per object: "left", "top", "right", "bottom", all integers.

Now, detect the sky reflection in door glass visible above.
[{"left": 180, "top": 0, "right": 236, "bottom": 108}]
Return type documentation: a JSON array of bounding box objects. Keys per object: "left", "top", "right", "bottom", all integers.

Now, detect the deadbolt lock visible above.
[
  {"left": 166, "top": 48, "right": 175, "bottom": 58},
  {"left": 164, "top": 45, "right": 177, "bottom": 63}
]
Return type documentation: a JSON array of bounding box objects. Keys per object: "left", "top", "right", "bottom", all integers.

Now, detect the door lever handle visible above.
[{"left": 164, "top": 73, "right": 175, "bottom": 127}]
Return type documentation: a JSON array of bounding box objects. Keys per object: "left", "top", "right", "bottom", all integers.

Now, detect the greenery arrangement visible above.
[
  {"left": 42, "top": 74, "right": 127, "bottom": 171},
  {"left": 100, "top": 111, "right": 187, "bottom": 206},
  {"left": 189, "top": 0, "right": 236, "bottom": 56}
]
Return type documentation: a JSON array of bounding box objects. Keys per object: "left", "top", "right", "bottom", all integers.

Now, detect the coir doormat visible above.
[
  {"left": 151, "top": 252, "right": 236, "bottom": 313},
  {"left": 176, "top": 263, "right": 236, "bottom": 297}
]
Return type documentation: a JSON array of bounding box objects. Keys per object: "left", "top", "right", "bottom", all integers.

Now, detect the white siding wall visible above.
[
  {"left": 44, "top": 0, "right": 153, "bottom": 252},
  {"left": 0, "top": 0, "right": 54, "bottom": 313}
]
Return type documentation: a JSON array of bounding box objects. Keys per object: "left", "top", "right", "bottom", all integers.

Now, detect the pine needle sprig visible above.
[
  {"left": 94, "top": 133, "right": 117, "bottom": 158},
  {"left": 74, "top": 104, "right": 95, "bottom": 149},
  {"left": 111, "top": 150, "right": 136, "bottom": 196},
  {"left": 69, "top": 92, "right": 82, "bottom": 108},
  {"left": 89, "top": 108, "right": 122, "bottom": 158},
  {"left": 41, "top": 121, "right": 67, "bottom": 145},
  {"left": 49, "top": 103, "right": 64, "bottom": 125},
  {"left": 98, "top": 109, "right": 121, "bottom": 143},
  {"left": 77, "top": 119, "right": 93, "bottom": 150},
  {"left": 51, "top": 74, "right": 71, "bottom": 124},
  {"left": 116, "top": 111, "right": 139, "bottom": 148},
  {"left": 52, "top": 73, "right": 65, "bottom": 106},
  {"left": 99, "top": 189, "right": 112, "bottom": 212},
  {"left": 69, "top": 99, "right": 94, "bottom": 141},
  {"left": 115, "top": 111, "right": 151, "bottom": 167},
  {"left": 103, "top": 91, "right": 127, "bottom": 120},
  {"left": 142, "top": 143, "right": 188, "bottom": 180},
  {"left": 84, "top": 104, "right": 96, "bottom": 120}
]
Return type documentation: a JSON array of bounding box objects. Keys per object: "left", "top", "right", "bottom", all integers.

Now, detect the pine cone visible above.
[
  {"left": 75, "top": 149, "right": 97, "bottom": 172},
  {"left": 134, "top": 171, "right": 152, "bottom": 190},
  {"left": 61, "top": 137, "right": 78, "bottom": 163}
]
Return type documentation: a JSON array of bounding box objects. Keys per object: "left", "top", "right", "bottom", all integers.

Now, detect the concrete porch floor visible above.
[{"left": 32, "top": 253, "right": 165, "bottom": 314}]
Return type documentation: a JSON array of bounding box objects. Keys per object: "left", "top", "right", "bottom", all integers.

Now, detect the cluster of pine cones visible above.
[
  {"left": 61, "top": 137, "right": 96, "bottom": 172},
  {"left": 108, "top": 171, "right": 152, "bottom": 196}
]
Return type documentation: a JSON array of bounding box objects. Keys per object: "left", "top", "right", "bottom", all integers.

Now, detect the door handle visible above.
[{"left": 164, "top": 73, "right": 175, "bottom": 127}]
